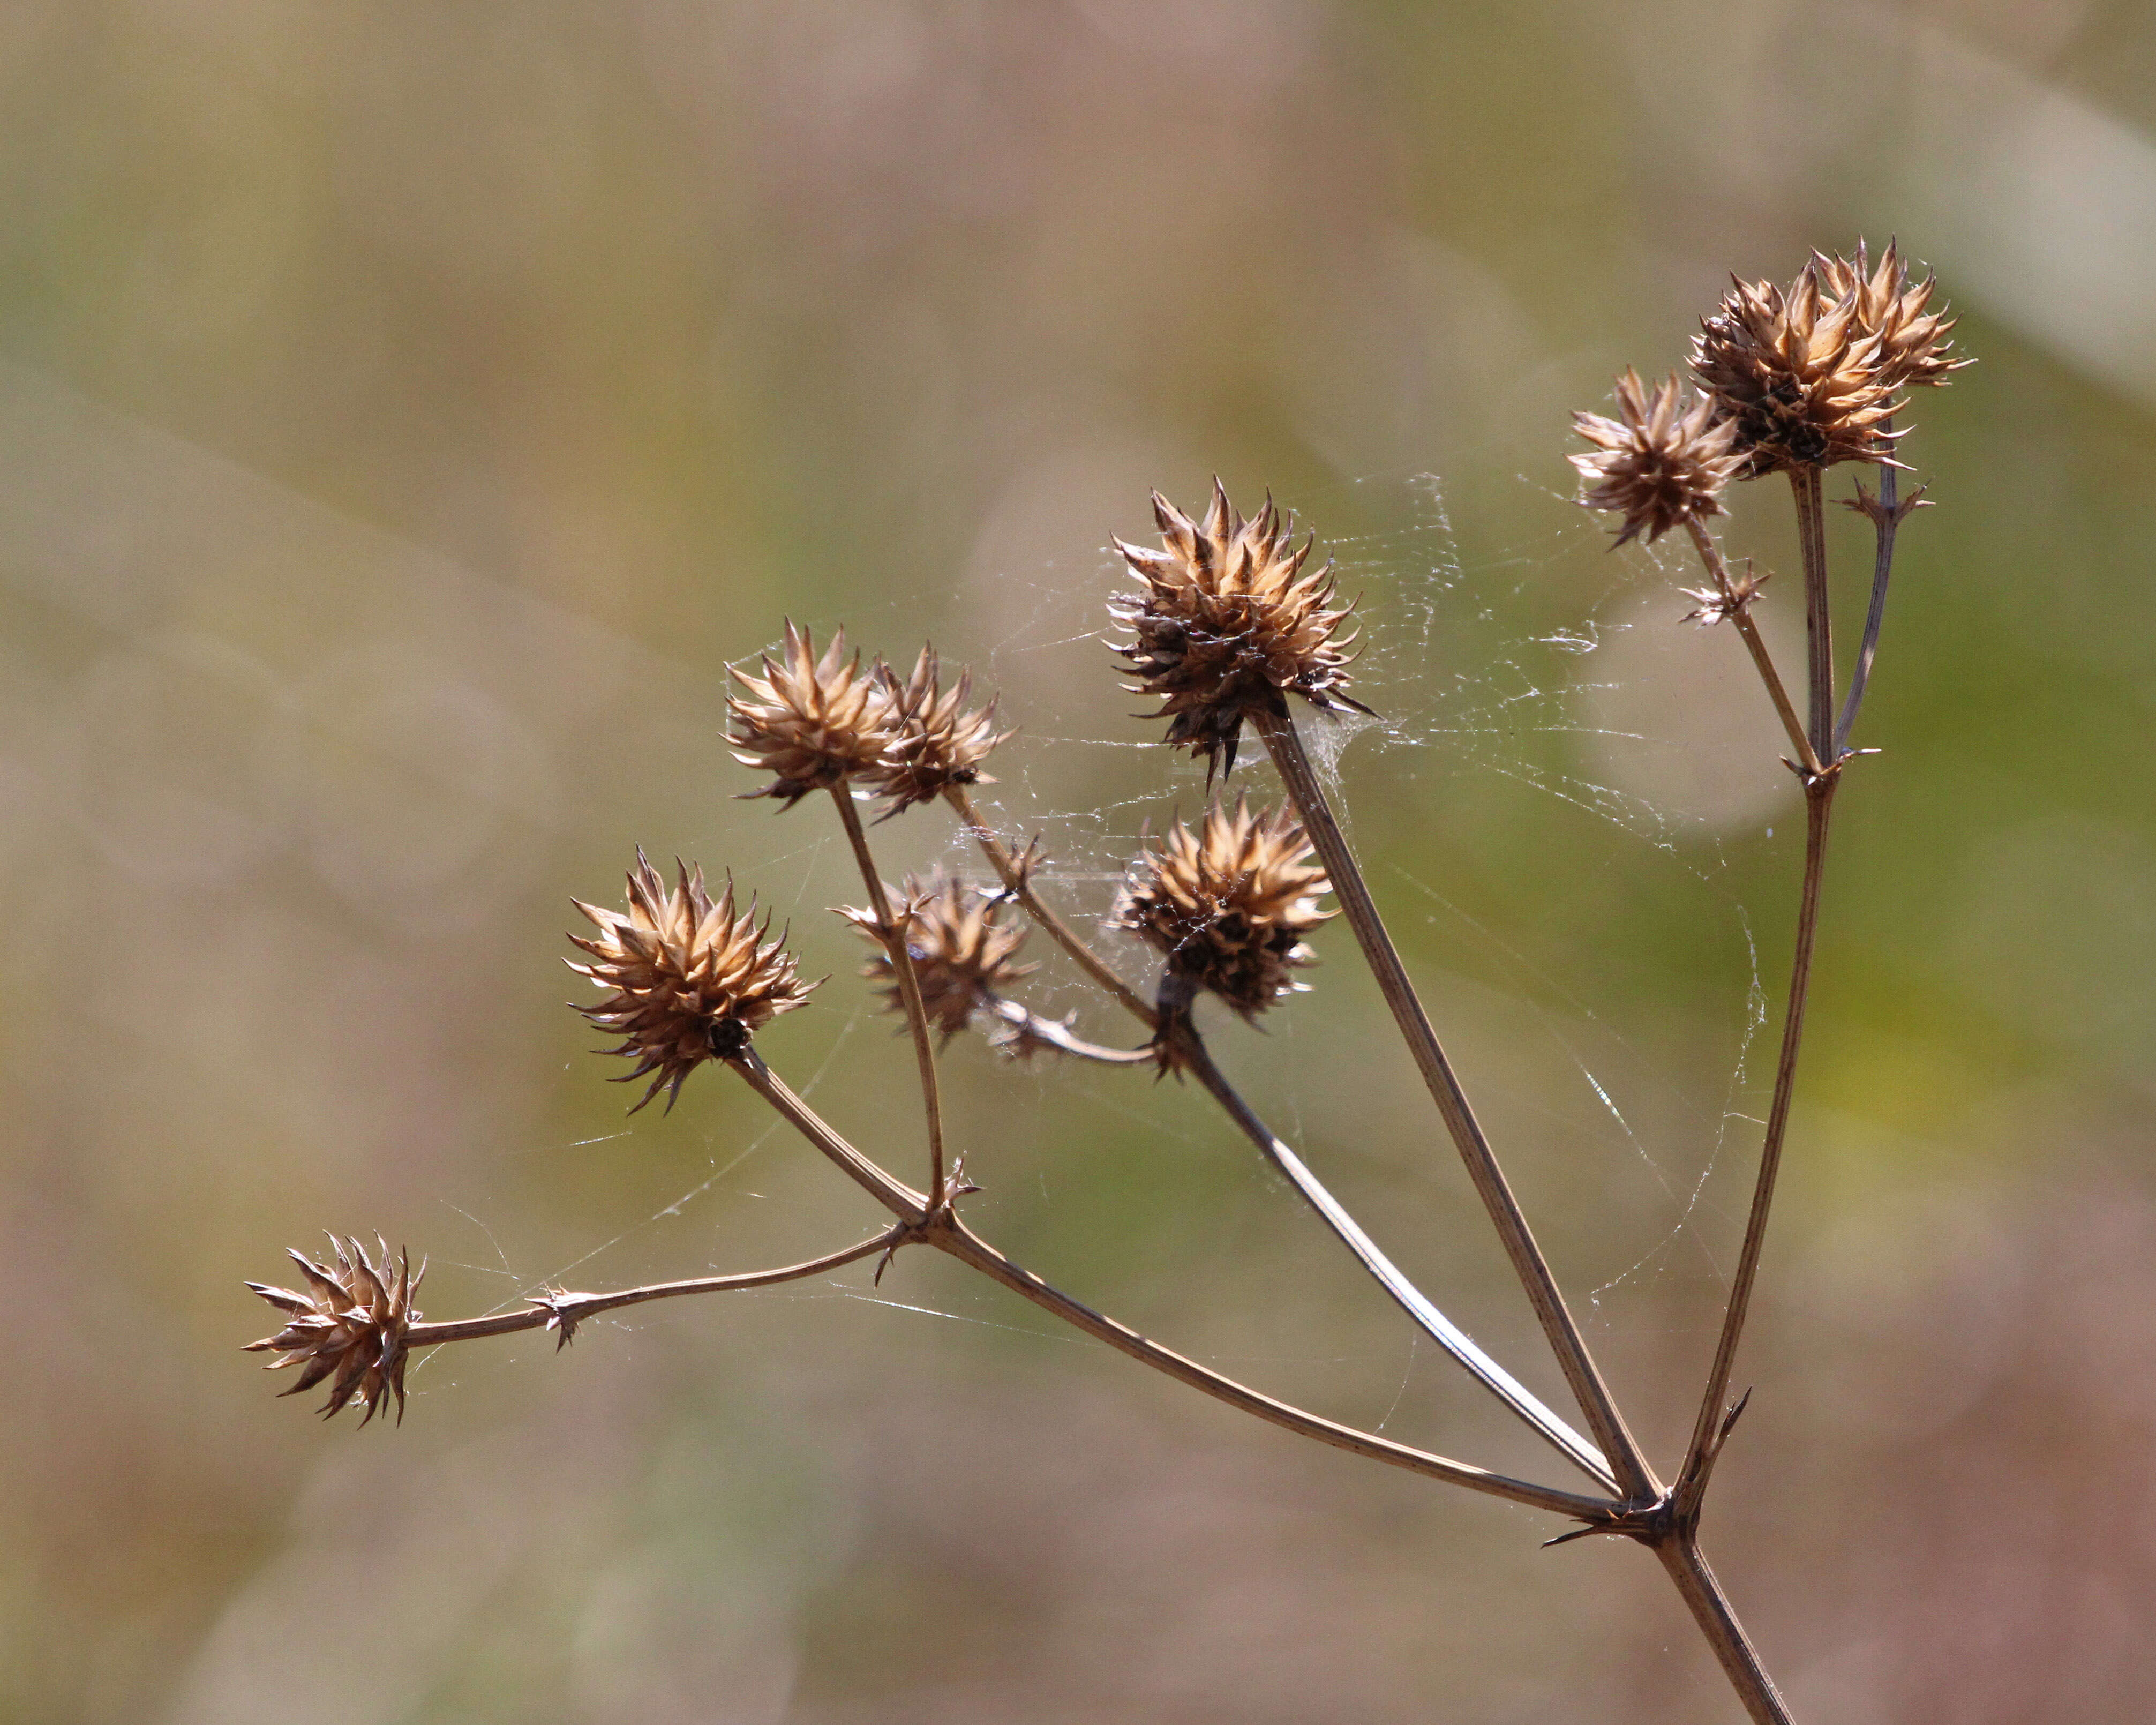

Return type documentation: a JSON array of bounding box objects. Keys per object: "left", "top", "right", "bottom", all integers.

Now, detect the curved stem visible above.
[
  {"left": 1253, "top": 703, "right": 1657, "bottom": 1503},
  {"left": 1835, "top": 439, "right": 1914, "bottom": 758},
  {"left": 946, "top": 785, "right": 1159, "bottom": 1028},
  {"left": 1678, "top": 769, "right": 1838, "bottom": 1509},
  {"left": 832, "top": 785, "right": 948, "bottom": 1208},
  {"left": 406, "top": 1232, "right": 902, "bottom": 1346},
  {"left": 983, "top": 996, "right": 1155, "bottom": 1064},
  {"left": 730, "top": 1048, "right": 1616, "bottom": 1523},
  {"left": 1177, "top": 1029, "right": 1617, "bottom": 1492}
]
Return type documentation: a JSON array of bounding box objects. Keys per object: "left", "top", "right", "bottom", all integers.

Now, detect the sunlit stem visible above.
[
  {"left": 1683, "top": 518, "right": 1822, "bottom": 777},
  {"left": 831, "top": 784, "right": 948, "bottom": 1209},
  {"left": 1790, "top": 465, "right": 1835, "bottom": 761},
  {"left": 1252, "top": 701, "right": 1657, "bottom": 1503}
]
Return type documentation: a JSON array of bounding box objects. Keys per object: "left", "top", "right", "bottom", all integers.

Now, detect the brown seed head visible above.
[
  {"left": 568, "top": 852, "right": 813, "bottom": 1111},
  {"left": 1809, "top": 239, "right": 1964, "bottom": 395},
  {"left": 841, "top": 867, "right": 1037, "bottom": 1043},
  {"left": 865, "top": 646, "right": 1010, "bottom": 818},
  {"left": 244, "top": 1235, "right": 422, "bottom": 1425},
  {"left": 1111, "top": 481, "right": 1368, "bottom": 779},
  {"left": 1691, "top": 258, "right": 1903, "bottom": 475},
  {"left": 727, "top": 622, "right": 892, "bottom": 805},
  {"left": 1112, "top": 797, "right": 1333, "bottom": 1019},
  {"left": 1571, "top": 370, "right": 1743, "bottom": 546}
]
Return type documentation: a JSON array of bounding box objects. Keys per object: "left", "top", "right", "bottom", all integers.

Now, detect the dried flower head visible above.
[
  {"left": 842, "top": 868, "right": 1036, "bottom": 1042},
  {"left": 244, "top": 1236, "right": 422, "bottom": 1424},
  {"left": 1112, "top": 481, "right": 1367, "bottom": 779},
  {"left": 1692, "top": 260, "right": 1902, "bottom": 475},
  {"left": 1809, "top": 240, "right": 1963, "bottom": 395},
  {"left": 569, "top": 852, "right": 813, "bottom": 1111},
  {"left": 865, "top": 646, "right": 1010, "bottom": 818},
  {"left": 1113, "top": 797, "right": 1333, "bottom": 1019},
  {"left": 727, "top": 622, "right": 892, "bottom": 805},
  {"left": 1571, "top": 370, "right": 1743, "bottom": 546}
]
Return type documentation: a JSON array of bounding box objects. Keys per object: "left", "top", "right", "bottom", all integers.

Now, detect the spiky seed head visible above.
[
  {"left": 1112, "top": 797, "right": 1333, "bottom": 1019},
  {"left": 568, "top": 852, "right": 813, "bottom": 1111},
  {"left": 840, "top": 868, "right": 1037, "bottom": 1042},
  {"left": 1111, "top": 481, "right": 1368, "bottom": 779},
  {"left": 727, "top": 622, "right": 893, "bottom": 805},
  {"left": 244, "top": 1236, "right": 422, "bottom": 1425},
  {"left": 1571, "top": 370, "right": 1743, "bottom": 546},
  {"left": 1809, "top": 239, "right": 1965, "bottom": 395},
  {"left": 864, "top": 647, "right": 1010, "bottom": 818},
  {"left": 1691, "top": 259, "right": 1903, "bottom": 476}
]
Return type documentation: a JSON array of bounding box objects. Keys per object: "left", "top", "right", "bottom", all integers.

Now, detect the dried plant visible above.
[{"left": 244, "top": 243, "right": 1965, "bottom": 1725}]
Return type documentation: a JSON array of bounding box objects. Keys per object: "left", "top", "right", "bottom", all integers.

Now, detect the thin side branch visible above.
[
  {"left": 983, "top": 996, "right": 1155, "bottom": 1064},
  {"left": 1178, "top": 1029, "right": 1618, "bottom": 1493},
  {"left": 947, "top": 785, "right": 1160, "bottom": 1028},
  {"left": 1835, "top": 434, "right": 1920, "bottom": 758},
  {"left": 1684, "top": 518, "right": 1822, "bottom": 777},
  {"left": 1253, "top": 703, "right": 1658, "bottom": 1503},
  {"left": 832, "top": 785, "right": 949, "bottom": 1208},
  {"left": 407, "top": 1232, "right": 903, "bottom": 1347},
  {"left": 1676, "top": 769, "right": 1838, "bottom": 1512},
  {"left": 731, "top": 1047, "right": 1618, "bottom": 1523}
]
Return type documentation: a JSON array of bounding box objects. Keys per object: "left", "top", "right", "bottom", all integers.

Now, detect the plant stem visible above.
[
  {"left": 1656, "top": 1537, "right": 1796, "bottom": 1725},
  {"left": 1834, "top": 438, "right": 1909, "bottom": 758},
  {"left": 832, "top": 785, "right": 948, "bottom": 1208},
  {"left": 1790, "top": 466, "right": 1835, "bottom": 761},
  {"left": 1178, "top": 1029, "right": 1618, "bottom": 1492},
  {"left": 1684, "top": 519, "right": 1822, "bottom": 777},
  {"left": 1677, "top": 767, "right": 1838, "bottom": 1509},
  {"left": 983, "top": 996, "right": 1155, "bottom": 1064},
  {"left": 1253, "top": 702, "right": 1657, "bottom": 1503},
  {"left": 946, "top": 785, "right": 1159, "bottom": 1028},
  {"left": 731, "top": 1047, "right": 1618, "bottom": 1523},
  {"left": 405, "top": 1232, "right": 903, "bottom": 1346}
]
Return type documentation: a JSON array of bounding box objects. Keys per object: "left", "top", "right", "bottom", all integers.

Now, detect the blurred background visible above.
[{"left": 5, "top": 2, "right": 2154, "bottom": 1721}]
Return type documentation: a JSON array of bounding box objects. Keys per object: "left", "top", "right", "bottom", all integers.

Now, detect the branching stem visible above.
[
  {"left": 1835, "top": 436, "right": 1912, "bottom": 758},
  {"left": 832, "top": 785, "right": 949, "bottom": 1208},
  {"left": 1253, "top": 702, "right": 1657, "bottom": 1503},
  {"left": 983, "top": 996, "right": 1155, "bottom": 1064},
  {"left": 1791, "top": 466, "right": 1835, "bottom": 761},
  {"left": 1684, "top": 519, "right": 1822, "bottom": 777}
]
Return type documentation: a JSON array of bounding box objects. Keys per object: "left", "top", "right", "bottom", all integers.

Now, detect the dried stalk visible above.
[
  {"left": 831, "top": 784, "right": 949, "bottom": 1208},
  {"left": 1684, "top": 519, "right": 1821, "bottom": 777},
  {"left": 1834, "top": 437, "right": 1915, "bottom": 758},
  {"left": 1252, "top": 702, "right": 1657, "bottom": 1503},
  {"left": 729, "top": 1046, "right": 1618, "bottom": 1523},
  {"left": 982, "top": 996, "right": 1154, "bottom": 1064},
  {"left": 1790, "top": 466, "right": 1835, "bottom": 760},
  {"left": 406, "top": 1232, "right": 904, "bottom": 1346}
]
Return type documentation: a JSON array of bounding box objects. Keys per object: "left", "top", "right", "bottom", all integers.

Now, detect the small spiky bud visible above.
[
  {"left": 841, "top": 868, "right": 1037, "bottom": 1042},
  {"left": 1112, "top": 797, "right": 1333, "bottom": 1020},
  {"left": 568, "top": 852, "right": 813, "bottom": 1111},
  {"left": 1809, "top": 240, "right": 1964, "bottom": 395},
  {"left": 865, "top": 647, "right": 1010, "bottom": 818},
  {"left": 1571, "top": 370, "right": 1743, "bottom": 546},
  {"left": 1111, "top": 481, "right": 1368, "bottom": 779},
  {"left": 727, "top": 622, "right": 892, "bottom": 805},
  {"left": 244, "top": 1236, "right": 422, "bottom": 1425},
  {"left": 1692, "top": 260, "right": 1902, "bottom": 475},
  {"left": 1679, "top": 563, "right": 1768, "bottom": 626}
]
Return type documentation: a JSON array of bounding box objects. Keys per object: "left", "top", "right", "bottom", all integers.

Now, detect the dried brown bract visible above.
[
  {"left": 1692, "top": 260, "right": 1902, "bottom": 475},
  {"left": 1572, "top": 370, "right": 1742, "bottom": 546},
  {"left": 1112, "top": 481, "right": 1368, "bottom": 779},
  {"left": 569, "top": 852, "right": 813, "bottom": 1111},
  {"left": 244, "top": 1236, "right": 422, "bottom": 1425},
  {"left": 1113, "top": 797, "right": 1333, "bottom": 1021},
  {"left": 866, "top": 646, "right": 1010, "bottom": 818},
  {"left": 1811, "top": 240, "right": 1963, "bottom": 395},
  {"left": 842, "top": 868, "right": 1036, "bottom": 1042},
  {"left": 727, "top": 621, "right": 892, "bottom": 804},
  {"left": 1679, "top": 562, "right": 1768, "bottom": 627}
]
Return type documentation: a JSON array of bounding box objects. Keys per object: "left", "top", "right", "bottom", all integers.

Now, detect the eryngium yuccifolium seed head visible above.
[
  {"left": 244, "top": 1236, "right": 422, "bottom": 1424},
  {"left": 1571, "top": 370, "right": 1743, "bottom": 546},
  {"left": 1692, "top": 255, "right": 1910, "bottom": 476},
  {"left": 865, "top": 646, "right": 1010, "bottom": 818},
  {"left": 841, "top": 868, "right": 1037, "bottom": 1042},
  {"left": 727, "top": 621, "right": 892, "bottom": 805},
  {"left": 1809, "top": 239, "right": 1964, "bottom": 395},
  {"left": 1111, "top": 481, "right": 1366, "bottom": 779},
  {"left": 1112, "top": 797, "right": 1333, "bottom": 1019},
  {"left": 568, "top": 852, "right": 813, "bottom": 1111}
]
